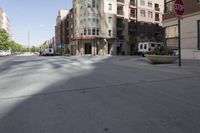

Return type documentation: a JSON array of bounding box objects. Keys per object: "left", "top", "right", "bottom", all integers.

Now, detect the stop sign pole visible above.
[{"left": 174, "top": 0, "right": 184, "bottom": 67}]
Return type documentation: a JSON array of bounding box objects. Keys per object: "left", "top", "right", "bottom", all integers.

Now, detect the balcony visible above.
[
  {"left": 117, "top": 10, "right": 124, "bottom": 16},
  {"left": 117, "top": 0, "right": 125, "bottom": 4},
  {"left": 130, "top": 8, "right": 136, "bottom": 19},
  {"left": 117, "top": 6, "right": 124, "bottom": 17}
]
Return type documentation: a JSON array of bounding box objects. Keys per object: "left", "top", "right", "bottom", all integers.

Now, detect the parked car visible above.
[
  {"left": 137, "top": 42, "right": 163, "bottom": 57},
  {"left": 41, "top": 48, "right": 55, "bottom": 56},
  {"left": 0, "top": 50, "right": 11, "bottom": 56}
]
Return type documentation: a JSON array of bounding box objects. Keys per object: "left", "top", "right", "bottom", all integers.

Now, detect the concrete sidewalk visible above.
[{"left": 111, "top": 56, "right": 200, "bottom": 75}]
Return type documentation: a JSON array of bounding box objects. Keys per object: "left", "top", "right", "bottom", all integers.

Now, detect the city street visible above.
[{"left": 0, "top": 55, "right": 200, "bottom": 133}]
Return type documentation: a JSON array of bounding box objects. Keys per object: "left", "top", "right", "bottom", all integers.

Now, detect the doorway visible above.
[
  {"left": 85, "top": 43, "right": 92, "bottom": 54},
  {"left": 108, "top": 43, "right": 112, "bottom": 54}
]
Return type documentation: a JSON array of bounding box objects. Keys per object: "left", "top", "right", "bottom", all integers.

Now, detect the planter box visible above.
[{"left": 146, "top": 55, "right": 178, "bottom": 64}]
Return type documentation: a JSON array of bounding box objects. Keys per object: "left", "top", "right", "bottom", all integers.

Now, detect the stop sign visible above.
[{"left": 174, "top": 0, "right": 184, "bottom": 16}]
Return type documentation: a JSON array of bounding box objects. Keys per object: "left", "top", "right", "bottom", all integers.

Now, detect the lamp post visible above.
[{"left": 28, "top": 30, "right": 30, "bottom": 53}]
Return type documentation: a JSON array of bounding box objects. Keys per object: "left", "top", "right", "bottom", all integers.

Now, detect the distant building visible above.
[
  {"left": 68, "top": 9, "right": 75, "bottom": 55},
  {"left": 55, "top": 9, "right": 69, "bottom": 55},
  {"left": 0, "top": 8, "right": 11, "bottom": 35},
  {"left": 47, "top": 37, "right": 56, "bottom": 49},
  {"left": 163, "top": 0, "right": 200, "bottom": 59}
]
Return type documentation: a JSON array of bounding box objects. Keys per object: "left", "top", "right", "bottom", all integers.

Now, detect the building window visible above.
[
  {"left": 92, "top": 28, "right": 96, "bottom": 35},
  {"left": 92, "top": 0, "right": 95, "bottom": 8},
  {"left": 155, "top": 13, "right": 160, "bottom": 21},
  {"left": 108, "top": 30, "right": 112, "bottom": 36},
  {"left": 148, "top": 11, "right": 153, "bottom": 18},
  {"left": 84, "top": 28, "right": 87, "bottom": 35},
  {"left": 88, "top": 28, "right": 91, "bottom": 35},
  {"left": 165, "top": 25, "right": 178, "bottom": 47},
  {"left": 96, "top": 18, "right": 99, "bottom": 23},
  {"left": 140, "top": 10, "right": 145, "bottom": 17},
  {"left": 148, "top": 1, "right": 152, "bottom": 7},
  {"left": 108, "top": 17, "right": 112, "bottom": 23},
  {"left": 198, "top": 20, "right": 200, "bottom": 50},
  {"left": 97, "top": 28, "right": 99, "bottom": 36},
  {"left": 88, "top": 3, "right": 91, "bottom": 8},
  {"left": 108, "top": 3, "right": 112, "bottom": 11},
  {"left": 165, "top": 0, "right": 175, "bottom": 13},
  {"left": 140, "top": 0, "right": 145, "bottom": 6}
]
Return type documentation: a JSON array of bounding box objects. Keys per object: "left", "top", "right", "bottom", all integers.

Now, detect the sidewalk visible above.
[{"left": 111, "top": 56, "right": 200, "bottom": 76}]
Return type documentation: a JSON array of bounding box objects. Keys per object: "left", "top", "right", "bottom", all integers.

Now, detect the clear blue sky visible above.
[{"left": 0, "top": 0, "right": 72, "bottom": 46}]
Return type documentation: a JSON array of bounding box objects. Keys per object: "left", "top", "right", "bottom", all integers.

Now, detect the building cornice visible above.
[{"left": 163, "top": 11, "right": 200, "bottom": 23}]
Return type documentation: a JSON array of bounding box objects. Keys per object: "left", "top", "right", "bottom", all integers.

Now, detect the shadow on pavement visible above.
[{"left": 0, "top": 56, "right": 200, "bottom": 133}]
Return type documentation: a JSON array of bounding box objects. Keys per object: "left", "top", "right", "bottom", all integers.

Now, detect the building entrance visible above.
[
  {"left": 108, "top": 43, "right": 112, "bottom": 54},
  {"left": 85, "top": 43, "right": 92, "bottom": 54}
]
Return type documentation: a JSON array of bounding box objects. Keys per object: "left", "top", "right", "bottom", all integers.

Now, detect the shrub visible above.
[{"left": 150, "top": 46, "right": 176, "bottom": 56}]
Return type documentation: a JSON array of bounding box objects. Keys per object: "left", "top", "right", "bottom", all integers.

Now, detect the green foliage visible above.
[
  {"left": 0, "top": 29, "right": 10, "bottom": 50},
  {"left": 151, "top": 46, "right": 176, "bottom": 55},
  {"left": 31, "top": 46, "right": 39, "bottom": 53},
  {"left": 0, "top": 29, "right": 34, "bottom": 53},
  {"left": 39, "top": 44, "right": 49, "bottom": 50},
  {"left": 9, "top": 41, "right": 23, "bottom": 52}
]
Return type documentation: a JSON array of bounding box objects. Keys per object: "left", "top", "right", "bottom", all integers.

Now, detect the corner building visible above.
[
  {"left": 73, "top": 0, "right": 117, "bottom": 55},
  {"left": 73, "top": 0, "right": 164, "bottom": 55}
]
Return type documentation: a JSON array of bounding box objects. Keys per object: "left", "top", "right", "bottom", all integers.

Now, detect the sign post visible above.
[{"left": 174, "top": 0, "right": 184, "bottom": 67}]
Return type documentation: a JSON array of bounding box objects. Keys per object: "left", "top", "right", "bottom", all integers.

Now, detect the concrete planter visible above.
[{"left": 146, "top": 55, "right": 178, "bottom": 64}]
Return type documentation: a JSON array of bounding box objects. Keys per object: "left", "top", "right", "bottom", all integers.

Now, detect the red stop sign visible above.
[{"left": 174, "top": 0, "right": 184, "bottom": 16}]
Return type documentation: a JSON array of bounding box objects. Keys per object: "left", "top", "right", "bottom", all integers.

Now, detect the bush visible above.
[{"left": 150, "top": 46, "right": 176, "bottom": 56}]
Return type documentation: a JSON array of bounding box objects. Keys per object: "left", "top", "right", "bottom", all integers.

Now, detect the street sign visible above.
[
  {"left": 174, "top": 0, "right": 184, "bottom": 19},
  {"left": 174, "top": 0, "right": 184, "bottom": 67}
]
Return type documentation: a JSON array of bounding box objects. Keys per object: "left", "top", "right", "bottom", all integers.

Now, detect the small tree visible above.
[{"left": 0, "top": 29, "right": 10, "bottom": 50}]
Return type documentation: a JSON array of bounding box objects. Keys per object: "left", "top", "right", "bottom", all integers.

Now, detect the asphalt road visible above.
[{"left": 0, "top": 55, "right": 200, "bottom": 133}]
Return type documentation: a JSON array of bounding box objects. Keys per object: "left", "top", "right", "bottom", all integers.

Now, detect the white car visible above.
[
  {"left": 42, "top": 48, "right": 55, "bottom": 56},
  {"left": 0, "top": 50, "right": 11, "bottom": 56},
  {"left": 138, "top": 42, "right": 163, "bottom": 56}
]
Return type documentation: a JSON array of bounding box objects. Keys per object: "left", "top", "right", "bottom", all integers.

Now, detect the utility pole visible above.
[{"left": 28, "top": 31, "right": 30, "bottom": 53}]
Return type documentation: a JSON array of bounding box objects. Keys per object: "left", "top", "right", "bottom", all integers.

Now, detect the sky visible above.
[{"left": 0, "top": 0, "right": 72, "bottom": 46}]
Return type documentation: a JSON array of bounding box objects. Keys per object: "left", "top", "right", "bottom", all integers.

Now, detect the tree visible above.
[
  {"left": 0, "top": 29, "right": 10, "bottom": 50},
  {"left": 40, "top": 43, "right": 49, "bottom": 49},
  {"left": 128, "top": 37, "right": 138, "bottom": 55},
  {"left": 31, "top": 46, "right": 39, "bottom": 53}
]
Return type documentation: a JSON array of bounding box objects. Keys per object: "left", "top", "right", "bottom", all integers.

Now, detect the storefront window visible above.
[{"left": 165, "top": 25, "right": 178, "bottom": 47}]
